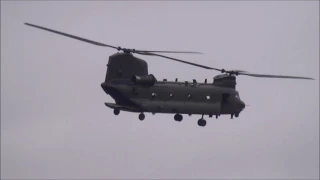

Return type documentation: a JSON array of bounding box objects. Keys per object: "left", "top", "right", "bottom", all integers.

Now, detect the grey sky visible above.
[{"left": 1, "top": 1, "right": 319, "bottom": 179}]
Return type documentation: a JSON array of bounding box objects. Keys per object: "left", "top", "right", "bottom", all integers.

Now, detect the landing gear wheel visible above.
[
  {"left": 139, "top": 113, "right": 145, "bottom": 121},
  {"left": 114, "top": 109, "right": 120, "bottom": 115},
  {"left": 197, "top": 119, "right": 206, "bottom": 127},
  {"left": 174, "top": 114, "right": 183, "bottom": 122},
  {"left": 235, "top": 113, "right": 239, "bottom": 117}
]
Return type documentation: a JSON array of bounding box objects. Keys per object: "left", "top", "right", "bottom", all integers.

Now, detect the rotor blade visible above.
[
  {"left": 228, "top": 69, "right": 248, "bottom": 73},
  {"left": 136, "top": 50, "right": 203, "bottom": 54},
  {"left": 24, "top": 23, "right": 203, "bottom": 54},
  {"left": 135, "top": 51, "right": 222, "bottom": 71},
  {"left": 238, "top": 72, "right": 314, "bottom": 80},
  {"left": 24, "top": 23, "right": 118, "bottom": 49}
]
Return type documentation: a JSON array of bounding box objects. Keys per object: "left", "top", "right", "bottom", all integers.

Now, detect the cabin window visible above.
[
  {"left": 151, "top": 93, "right": 157, "bottom": 98},
  {"left": 188, "top": 94, "right": 192, "bottom": 98},
  {"left": 206, "top": 95, "right": 210, "bottom": 100},
  {"left": 169, "top": 93, "right": 174, "bottom": 98}
]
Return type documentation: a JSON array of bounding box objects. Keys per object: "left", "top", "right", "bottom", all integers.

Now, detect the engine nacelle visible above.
[
  {"left": 213, "top": 74, "right": 237, "bottom": 89},
  {"left": 132, "top": 74, "right": 157, "bottom": 86}
]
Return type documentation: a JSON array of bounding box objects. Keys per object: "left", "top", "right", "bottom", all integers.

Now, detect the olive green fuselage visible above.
[
  {"left": 101, "top": 80, "right": 245, "bottom": 116},
  {"left": 101, "top": 53, "right": 245, "bottom": 117}
]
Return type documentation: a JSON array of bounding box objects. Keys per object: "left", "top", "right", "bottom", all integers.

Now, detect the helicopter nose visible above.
[
  {"left": 101, "top": 82, "right": 110, "bottom": 94},
  {"left": 101, "top": 82, "right": 107, "bottom": 90},
  {"left": 240, "top": 100, "right": 245, "bottom": 110}
]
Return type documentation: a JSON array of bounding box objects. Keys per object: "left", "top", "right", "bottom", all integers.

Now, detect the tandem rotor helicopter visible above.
[{"left": 24, "top": 23, "right": 314, "bottom": 127}]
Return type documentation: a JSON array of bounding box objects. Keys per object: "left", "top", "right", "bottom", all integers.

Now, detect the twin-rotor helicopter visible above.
[{"left": 24, "top": 23, "right": 314, "bottom": 127}]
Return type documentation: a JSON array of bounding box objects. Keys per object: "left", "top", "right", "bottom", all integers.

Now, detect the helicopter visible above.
[{"left": 24, "top": 23, "right": 314, "bottom": 127}]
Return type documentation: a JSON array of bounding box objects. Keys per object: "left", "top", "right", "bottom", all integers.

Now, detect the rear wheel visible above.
[
  {"left": 197, "top": 119, "right": 206, "bottom": 127},
  {"left": 114, "top": 109, "right": 120, "bottom": 115},
  {"left": 139, "top": 113, "right": 145, "bottom": 121},
  {"left": 174, "top": 114, "right": 183, "bottom": 122}
]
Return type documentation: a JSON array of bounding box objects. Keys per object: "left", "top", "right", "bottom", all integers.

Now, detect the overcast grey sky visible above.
[{"left": 1, "top": 1, "right": 319, "bottom": 179}]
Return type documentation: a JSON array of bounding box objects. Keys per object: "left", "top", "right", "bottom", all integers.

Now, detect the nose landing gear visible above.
[
  {"left": 197, "top": 115, "right": 206, "bottom": 127},
  {"left": 231, "top": 113, "right": 239, "bottom": 119}
]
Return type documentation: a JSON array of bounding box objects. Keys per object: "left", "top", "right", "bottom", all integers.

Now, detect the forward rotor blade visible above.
[
  {"left": 24, "top": 23, "right": 203, "bottom": 55},
  {"left": 136, "top": 51, "right": 222, "bottom": 71},
  {"left": 239, "top": 72, "right": 314, "bottom": 80},
  {"left": 24, "top": 23, "right": 118, "bottom": 49},
  {"left": 136, "top": 50, "right": 203, "bottom": 54}
]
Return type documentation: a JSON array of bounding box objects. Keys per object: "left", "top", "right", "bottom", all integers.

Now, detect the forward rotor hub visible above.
[{"left": 117, "top": 47, "right": 134, "bottom": 54}]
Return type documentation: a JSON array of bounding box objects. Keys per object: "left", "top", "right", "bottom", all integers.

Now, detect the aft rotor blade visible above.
[
  {"left": 136, "top": 51, "right": 222, "bottom": 70},
  {"left": 228, "top": 69, "right": 248, "bottom": 73},
  {"left": 24, "top": 23, "right": 118, "bottom": 49},
  {"left": 239, "top": 72, "right": 314, "bottom": 80},
  {"left": 136, "top": 50, "right": 203, "bottom": 54}
]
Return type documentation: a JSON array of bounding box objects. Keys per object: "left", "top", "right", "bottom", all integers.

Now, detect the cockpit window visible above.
[{"left": 235, "top": 92, "right": 240, "bottom": 99}]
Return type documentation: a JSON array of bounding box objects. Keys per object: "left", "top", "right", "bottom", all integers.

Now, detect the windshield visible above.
[{"left": 235, "top": 92, "right": 240, "bottom": 100}]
